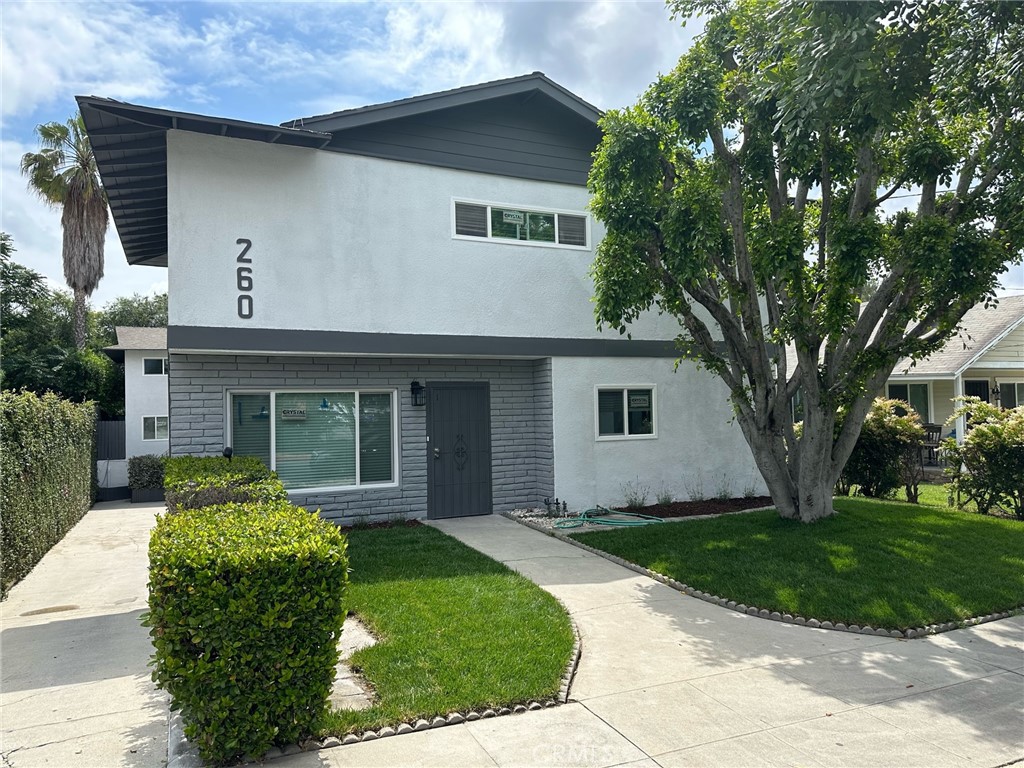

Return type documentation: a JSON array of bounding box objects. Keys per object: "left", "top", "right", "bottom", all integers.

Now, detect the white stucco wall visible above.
[
  {"left": 125, "top": 349, "right": 169, "bottom": 458},
  {"left": 166, "top": 130, "right": 683, "bottom": 342},
  {"left": 550, "top": 357, "right": 765, "bottom": 509}
]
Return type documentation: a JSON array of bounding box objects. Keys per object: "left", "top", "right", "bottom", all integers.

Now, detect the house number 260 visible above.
[{"left": 236, "top": 238, "right": 253, "bottom": 319}]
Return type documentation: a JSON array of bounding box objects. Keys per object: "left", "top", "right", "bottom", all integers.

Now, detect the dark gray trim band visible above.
[{"left": 167, "top": 326, "right": 684, "bottom": 358}]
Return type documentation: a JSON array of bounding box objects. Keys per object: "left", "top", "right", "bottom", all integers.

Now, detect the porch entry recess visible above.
[{"left": 426, "top": 382, "right": 492, "bottom": 519}]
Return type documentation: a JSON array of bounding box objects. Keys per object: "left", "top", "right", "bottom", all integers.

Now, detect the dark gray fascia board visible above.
[
  {"left": 168, "top": 326, "right": 692, "bottom": 359},
  {"left": 285, "top": 72, "right": 603, "bottom": 132},
  {"left": 77, "top": 96, "right": 334, "bottom": 148}
]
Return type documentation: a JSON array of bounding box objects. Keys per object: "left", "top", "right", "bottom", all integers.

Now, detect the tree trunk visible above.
[
  {"left": 738, "top": 406, "right": 838, "bottom": 523},
  {"left": 73, "top": 287, "right": 87, "bottom": 350}
]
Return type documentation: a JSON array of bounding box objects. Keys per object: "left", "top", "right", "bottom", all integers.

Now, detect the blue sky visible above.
[
  {"left": 2, "top": 0, "right": 699, "bottom": 305},
  {"left": 2, "top": 1, "right": 1021, "bottom": 305}
]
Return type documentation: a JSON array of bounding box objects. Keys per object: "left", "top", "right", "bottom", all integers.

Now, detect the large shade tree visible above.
[
  {"left": 590, "top": 1, "right": 1023, "bottom": 522},
  {"left": 21, "top": 114, "right": 109, "bottom": 350}
]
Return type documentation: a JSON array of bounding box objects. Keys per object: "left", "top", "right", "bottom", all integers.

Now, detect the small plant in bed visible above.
[
  {"left": 573, "top": 494, "right": 1024, "bottom": 630},
  {"left": 321, "top": 524, "right": 574, "bottom": 736}
]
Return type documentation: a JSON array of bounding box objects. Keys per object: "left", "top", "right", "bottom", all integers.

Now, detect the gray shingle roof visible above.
[
  {"left": 891, "top": 295, "right": 1024, "bottom": 376},
  {"left": 107, "top": 326, "right": 167, "bottom": 352},
  {"left": 781, "top": 295, "right": 1024, "bottom": 377}
]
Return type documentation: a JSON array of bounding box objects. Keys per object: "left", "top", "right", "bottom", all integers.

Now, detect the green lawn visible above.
[
  {"left": 321, "top": 524, "right": 574, "bottom": 735},
  {"left": 572, "top": 489, "right": 1024, "bottom": 630}
]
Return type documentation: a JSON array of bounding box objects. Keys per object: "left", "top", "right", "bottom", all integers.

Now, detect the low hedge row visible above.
[
  {"left": 163, "top": 455, "right": 287, "bottom": 512},
  {"left": 146, "top": 458, "right": 349, "bottom": 764},
  {"left": 0, "top": 391, "right": 95, "bottom": 597}
]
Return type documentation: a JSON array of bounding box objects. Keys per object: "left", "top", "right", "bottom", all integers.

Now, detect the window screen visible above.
[
  {"left": 558, "top": 215, "right": 586, "bottom": 246},
  {"left": 455, "top": 203, "right": 488, "bottom": 237},
  {"left": 359, "top": 393, "right": 393, "bottom": 484},
  {"left": 231, "top": 393, "right": 271, "bottom": 467},
  {"left": 144, "top": 358, "right": 167, "bottom": 375},
  {"left": 597, "top": 390, "right": 624, "bottom": 436}
]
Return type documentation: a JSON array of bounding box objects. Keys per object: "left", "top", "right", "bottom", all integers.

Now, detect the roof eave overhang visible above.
[
  {"left": 287, "top": 73, "right": 603, "bottom": 132},
  {"left": 77, "top": 96, "right": 332, "bottom": 268}
]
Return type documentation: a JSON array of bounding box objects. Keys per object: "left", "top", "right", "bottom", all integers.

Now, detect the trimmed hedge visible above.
[
  {"left": 129, "top": 454, "right": 165, "bottom": 490},
  {"left": 145, "top": 501, "right": 348, "bottom": 764},
  {"left": 1, "top": 391, "right": 95, "bottom": 597},
  {"left": 164, "top": 456, "right": 287, "bottom": 512}
]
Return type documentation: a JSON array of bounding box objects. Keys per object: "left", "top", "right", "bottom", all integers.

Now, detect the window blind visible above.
[
  {"left": 597, "top": 390, "right": 624, "bottom": 436},
  {"left": 275, "top": 392, "right": 356, "bottom": 489},
  {"left": 232, "top": 394, "right": 271, "bottom": 467},
  {"left": 558, "top": 214, "right": 586, "bottom": 246},
  {"left": 359, "top": 393, "right": 393, "bottom": 484},
  {"left": 455, "top": 202, "right": 488, "bottom": 237}
]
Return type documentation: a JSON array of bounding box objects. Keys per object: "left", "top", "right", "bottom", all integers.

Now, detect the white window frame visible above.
[
  {"left": 886, "top": 380, "right": 933, "bottom": 423},
  {"left": 226, "top": 388, "right": 401, "bottom": 494},
  {"left": 995, "top": 378, "right": 1024, "bottom": 409},
  {"left": 143, "top": 358, "right": 168, "bottom": 376},
  {"left": 142, "top": 415, "right": 169, "bottom": 441},
  {"left": 594, "top": 384, "right": 658, "bottom": 442},
  {"left": 451, "top": 198, "right": 591, "bottom": 251}
]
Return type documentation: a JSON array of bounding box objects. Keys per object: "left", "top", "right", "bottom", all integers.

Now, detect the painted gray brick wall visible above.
[{"left": 168, "top": 354, "right": 553, "bottom": 523}]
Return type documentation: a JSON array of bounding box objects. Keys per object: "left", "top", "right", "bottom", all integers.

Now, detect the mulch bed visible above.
[{"left": 613, "top": 496, "right": 774, "bottom": 519}]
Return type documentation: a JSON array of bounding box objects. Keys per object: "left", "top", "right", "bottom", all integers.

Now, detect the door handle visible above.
[{"left": 433, "top": 447, "right": 441, "bottom": 459}]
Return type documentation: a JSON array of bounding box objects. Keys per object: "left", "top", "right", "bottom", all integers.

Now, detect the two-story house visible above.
[{"left": 78, "top": 73, "right": 762, "bottom": 524}]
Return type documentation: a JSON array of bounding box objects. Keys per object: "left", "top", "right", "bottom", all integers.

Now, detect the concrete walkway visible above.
[
  {"left": 1, "top": 501, "right": 166, "bottom": 768},
  {"left": 2, "top": 508, "right": 1021, "bottom": 768},
  {"left": 280, "top": 515, "right": 1024, "bottom": 768}
]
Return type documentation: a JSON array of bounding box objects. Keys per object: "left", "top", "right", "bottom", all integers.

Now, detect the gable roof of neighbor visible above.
[
  {"left": 781, "top": 295, "right": 1024, "bottom": 378},
  {"left": 890, "top": 295, "right": 1024, "bottom": 377},
  {"left": 77, "top": 73, "right": 603, "bottom": 269},
  {"left": 103, "top": 326, "right": 167, "bottom": 364}
]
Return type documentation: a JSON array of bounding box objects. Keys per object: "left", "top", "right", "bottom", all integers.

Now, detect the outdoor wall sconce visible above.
[
  {"left": 410, "top": 381, "right": 426, "bottom": 407},
  {"left": 992, "top": 384, "right": 1001, "bottom": 407}
]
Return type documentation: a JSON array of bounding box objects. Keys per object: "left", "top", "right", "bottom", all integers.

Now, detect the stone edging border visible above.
[
  {"left": 167, "top": 596, "right": 584, "bottom": 766},
  {"left": 501, "top": 511, "right": 1021, "bottom": 641}
]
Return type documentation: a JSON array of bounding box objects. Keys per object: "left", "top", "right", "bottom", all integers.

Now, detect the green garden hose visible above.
[{"left": 553, "top": 506, "right": 666, "bottom": 529}]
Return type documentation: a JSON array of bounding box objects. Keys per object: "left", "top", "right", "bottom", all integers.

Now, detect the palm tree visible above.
[{"left": 21, "top": 114, "right": 108, "bottom": 349}]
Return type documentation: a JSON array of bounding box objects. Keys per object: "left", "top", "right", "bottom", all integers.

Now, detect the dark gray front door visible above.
[{"left": 426, "top": 382, "right": 492, "bottom": 519}]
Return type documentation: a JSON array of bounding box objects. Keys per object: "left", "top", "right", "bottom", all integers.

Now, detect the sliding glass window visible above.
[{"left": 228, "top": 390, "right": 397, "bottom": 491}]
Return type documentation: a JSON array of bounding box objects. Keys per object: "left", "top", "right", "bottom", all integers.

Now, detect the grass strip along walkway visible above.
[
  {"left": 321, "top": 524, "right": 574, "bottom": 736},
  {"left": 572, "top": 493, "right": 1024, "bottom": 631}
]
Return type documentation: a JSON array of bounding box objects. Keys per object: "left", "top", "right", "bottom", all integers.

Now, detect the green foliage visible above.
[
  {"left": 94, "top": 292, "right": 167, "bottom": 347},
  {"left": 588, "top": 1, "right": 1022, "bottom": 520},
  {"left": 943, "top": 399, "right": 1024, "bottom": 518},
  {"left": 1, "top": 234, "right": 123, "bottom": 417},
  {"left": 0, "top": 390, "right": 95, "bottom": 597},
  {"left": 128, "top": 454, "right": 165, "bottom": 490},
  {"left": 163, "top": 455, "right": 286, "bottom": 512},
  {"left": 144, "top": 501, "right": 348, "bottom": 763},
  {"left": 840, "top": 397, "right": 924, "bottom": 500}
]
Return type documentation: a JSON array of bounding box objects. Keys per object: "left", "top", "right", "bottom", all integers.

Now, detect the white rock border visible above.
[{"left": 501, "top": 511, "right": 1022, "bottom": 642}]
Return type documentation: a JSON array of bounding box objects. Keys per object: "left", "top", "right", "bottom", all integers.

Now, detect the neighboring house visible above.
[
  {"left": 103, "top": 326, "right": 170, "bottom": 458},
  {"left": 886, "top": 295, "right": 1024, "bottom": 441},
  {"left": 77, "top": 73, "right": 763, "bottom": 524}
]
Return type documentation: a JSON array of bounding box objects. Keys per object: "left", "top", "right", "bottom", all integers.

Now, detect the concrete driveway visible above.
[
  {"left": 1, "top": 501, "right": 166, "bottom": 768},
  {"left": 281, "top": 514, "right": 1023, "bottom": 768},
  {"left": 2, "top": 507, "right": 1021, "bottom": 768}
]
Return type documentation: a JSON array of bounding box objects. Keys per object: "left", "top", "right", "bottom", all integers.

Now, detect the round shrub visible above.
[
  {"left": 128, "top": 454, "right": 165, "bottom": 490},
  {"left": 841, "top": 397, "right": 925, "bottom": 499},
  {"left": 144, "top": 501, "right": 348, "bottom": 764},
  {"left": 943, "top": 398, "right": 1024, "bottom": 517}
]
